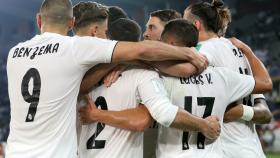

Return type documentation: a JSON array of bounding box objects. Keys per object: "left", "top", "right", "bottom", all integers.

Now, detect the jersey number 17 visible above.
[{"left": 182, "top": 96, "right": 215, "bottom": 150}]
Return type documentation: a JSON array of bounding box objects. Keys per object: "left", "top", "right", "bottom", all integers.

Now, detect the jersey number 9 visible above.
[{"left": 21, "top": 68, "right": 41, "bottom": 122}]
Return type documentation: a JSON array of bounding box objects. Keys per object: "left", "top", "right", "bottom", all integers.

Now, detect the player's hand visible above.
[
  {"left": 79, "top": 94, "right": 98, "bottom": 124},
  {"left": 202, "top": 115, "right": 221, "bottom": 140},
  {"left": 189, "top": 47, "right": 208, "bottom": 74},
  {"left": 103, "top": 65, "right": 127, "bottom": 87}
]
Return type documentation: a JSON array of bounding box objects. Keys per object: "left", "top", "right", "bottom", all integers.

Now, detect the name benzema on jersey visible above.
[
  {"left": 180, "top": 73, "right": 213, "bottom": 85},
  {"left": 12, "top": 43, "right": 60, "bottom": 60}
]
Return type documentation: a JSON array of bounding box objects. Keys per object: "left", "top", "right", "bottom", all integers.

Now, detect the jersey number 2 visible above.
[
  {"left": 21, "top": 68, "right": 41, "bottom": 122},
  {"left": 182, "top": 96, "right": 215, "bottom": 150},
  {"left": 87, "top": 96, "right": 108, "bottom": 149}
]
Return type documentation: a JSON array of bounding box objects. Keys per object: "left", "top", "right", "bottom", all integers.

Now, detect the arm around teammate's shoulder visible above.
[
  {"left": 79, "top": 95, "right": 152, "bottom": 132},
  {"left": 230, "top": 37, "right": 272, "bottom": 93},
  {"left": 111, "top": 41, "right": 207, "bottom": 72}
]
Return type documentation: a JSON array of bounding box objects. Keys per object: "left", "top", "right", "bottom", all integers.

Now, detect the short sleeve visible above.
[
  {"left": 137, "top": 70, "right": 178, "bottom": 127},
  {"left": 217, "top": 67, "right": 255, "bottom": 103},
  {"left": 162, "top": 76, "right": 175, "bottom": 98},
  {"left": 71, "top": 36, "right": 118, "bottom": 67}
]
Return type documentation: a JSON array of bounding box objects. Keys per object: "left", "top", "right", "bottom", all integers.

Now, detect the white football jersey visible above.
[
  {"left": 78, "top": 68, "right": 178, "bottom": 158},
  {"left": 222, "top": 94, "right": 266, "bottom": 158},
  {"left": 198, "top": 37, "right": 265, "bottom": 157},
  {"left": 6, "top": 32, "right": 117, "bottom": 158},
  {"left": 156, "top": 67, "right": 255, "bottom": 158}
]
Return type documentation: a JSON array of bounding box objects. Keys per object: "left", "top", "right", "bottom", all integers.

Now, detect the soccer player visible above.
[
  {"left": 78, "top": 17, "right": 220, "bottom": 158},
  {"left": 143, "top": 9, "right": 182, "bottom": 41},
  {"left": 105, "top": 9, "right": 183, "bottom": 87},
  {"left": 5, "top": 0, "right": 208, "bottom": 157},
  {"left": 73, "top": 1, "right": 108, "bottom": 39},
  {"left": 79, "top": 19, "right": 272, "bottom": 158},
  {"left": 73, "top": 1, "right": 118, "bottom": 94},
  {"left": 183, "top": 0, "right": 272, "bottom": 157},
  {"left": 141, "top": 9, "right": 182, "bottom": 157}
]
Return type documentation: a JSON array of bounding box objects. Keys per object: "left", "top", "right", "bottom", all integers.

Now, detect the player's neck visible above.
[
  {"left": 199, "top": 31, "right": 218, "bottom": 42},
  {"left": 40, "top": 25, "right": 69, "bottom": 36},
  {"left": 75, "top": 30, "right": 91, "bottom": 37}
]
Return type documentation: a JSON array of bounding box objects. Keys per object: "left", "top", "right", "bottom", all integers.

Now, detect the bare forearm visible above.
[
  {"left": 80, "top": 64, "right": 116, "bottom": 94},
  {"left": 252, "top": 99, "right": 272, "bottom": 124},
  {"left": 224, "top": 104, "right": 243, "bottom": 123},
  {"left": 93, "top": 106, "right": 152, "bottom": 131},
  {"left": 224, "top": 99, "right": 272, "bottom": 124},
  {"left": 153, "top": 61, "right": 197, "bottom": 77},
  {"left": 170, "top": 108, "right": 205, "bottom": 132},
  {"left": 112, "top": 41, "right": 196, "bottom": 63},
  {"left": 139, "top": 40, "right": 196, "bottom": 61},
  {"left": 239, "top": 45, "right": 272, "bottom": 93}
]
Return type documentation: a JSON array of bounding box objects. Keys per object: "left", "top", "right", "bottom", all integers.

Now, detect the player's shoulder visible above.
[
  {"left": 198, "top": 39, "right": 214, "bottom": 50},
  {"left": 219, "top": 37, "right": 233, "bottom": 45},
  {"left": 210, "top": 66, "right": 252, "bottom": 87},
  {"left": 198, "top": 38, "right": 222, "bottom": 54},
  {"left": 11, "top": 34, "right": 38, "bottom": 50},
  {"left": 16, "top": 32, "right": 71, "bottom": 47},
  {"left": 204, "top": 66, "right": 234, "bottom": 83},
  {"left": 72, "top": 35, "right": 111, "bottom": 42},
  {"left": 209, "top": 66, "right": 236, "bottom": 77},
  {"left": 200, "top": 37, "right": 231, "bottom": 48}
]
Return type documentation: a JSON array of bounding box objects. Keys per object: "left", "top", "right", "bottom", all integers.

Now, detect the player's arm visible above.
[
  {"left": 230, "top": 37, "right": 272, "bottom": 93},
  {"left": 79, "top": 63, "right": 117, "bottom": 95},
  {"left": 78, "top": 98, "right": 219, "bottom": 137},
  {"left": 102, "top": 60, "right": 197, "bottom": 87},
  {"left": 137, "top": 75, "right": 220, "bottom": 140},
  {"left": 79, "top": 95, "right": 153, "bottom": 132},
  {"left": 112, "top": 41, "right": 207, "bottom": 72},
  {"left": 224, "top": 98, "right": 272, "bottom": 124},
  {"left": 73, "top": 37, "right": 206, "bottom": 72},
  {"left": 170, "top": 108, "right": 220, "bottom": 139},
  {"left": 152, "top": 61, "right": 198, "bottom": 77},
  {"left": 252, "top": 98, "right": 272, "bottom": 123}
]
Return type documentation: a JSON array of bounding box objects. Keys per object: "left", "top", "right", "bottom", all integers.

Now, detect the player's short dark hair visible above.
[
  {"left": 161, "top": 19, "right": 198, "bottom": 47},
  {"left": 107, "top": 18, "right": 141, "bottom": 42},
  {"left": 40, "top": 0, "right": 73, "bottom": 25},
  {"left": 185, "top": 0, "right": 231, "bottom": 35},
  {"left": 73, "top": 2, "right": 108, "bottom": 32},
  {"left": 150, "top": 9, "right": 182, "bottom": 23},
  {"left": 108, "top": 6, "right": 128, "bottom": 26}
]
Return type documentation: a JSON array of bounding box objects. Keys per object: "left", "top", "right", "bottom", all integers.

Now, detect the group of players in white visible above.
[{"left": 6, "top": 0, "right": 273, "bottom": 158}]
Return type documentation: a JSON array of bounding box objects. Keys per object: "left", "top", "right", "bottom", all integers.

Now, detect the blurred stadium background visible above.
[{"left": 0, "top": 0, "right": 279, "bottom": 157}]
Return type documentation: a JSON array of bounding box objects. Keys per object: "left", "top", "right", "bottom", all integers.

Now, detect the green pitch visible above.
[{"left": 267, "top": 153, "right": 280, "bottom": 158}]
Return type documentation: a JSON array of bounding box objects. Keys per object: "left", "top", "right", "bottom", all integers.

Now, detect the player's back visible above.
[
  {"left": 6, "top": 32, "right": 116, "bottom": 158},
  {"left": 157, "top": 67, "right": 255, "bottom": 158},
  {"left": 78, "top": 67, "right": 159, "bottom": 158},
  {"left": 199, "top": 37, "right": 250, "bottom": 73},
  {"left": 199, "top": 37, "right": 265, "bottom": 157}
]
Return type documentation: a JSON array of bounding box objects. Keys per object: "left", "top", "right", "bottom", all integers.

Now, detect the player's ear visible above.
[
  {"left": 194, "top": 20, "right": 202, "bottom": 31},
  {"left": 166, "top": 40, "right": 175, "bottom": 46},
  {"left": 90, "top": 25, "right": 98, "bottom": 37},
  {"left": 36, "top": 13, "right": 42, "bottom": 30}
]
